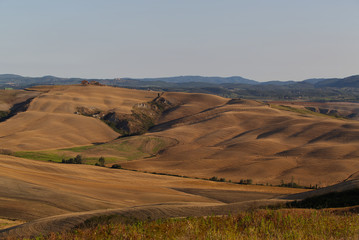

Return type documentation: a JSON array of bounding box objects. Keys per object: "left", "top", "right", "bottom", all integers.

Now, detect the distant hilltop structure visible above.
[{"left": 81, "top": 80, "right": 104, "bottom": 86}]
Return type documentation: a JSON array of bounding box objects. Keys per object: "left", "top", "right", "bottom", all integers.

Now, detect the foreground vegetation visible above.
[
  {"left": 25, "top": 189, "right": 359, "bottom": 239},
  {"left": 28, "top": 208, "right": 359, "bottom": 240}
]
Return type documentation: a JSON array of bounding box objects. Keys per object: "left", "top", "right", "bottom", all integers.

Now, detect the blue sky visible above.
[{"left": 0, "top": 0, "right": 358, "bottom": 81}]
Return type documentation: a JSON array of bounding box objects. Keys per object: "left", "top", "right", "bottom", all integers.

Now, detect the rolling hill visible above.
[
  {"left": 0, "top": 85, "right": 157, "bottom": 151},
  {"left": 121, "top": 92, "right": 359, "bottom": 187},
  {"left": 1, "top": 84, "right": 358, "bottom": 186},
  {"left": 1, "top": 84, "right": 359, "bottom": 238}
]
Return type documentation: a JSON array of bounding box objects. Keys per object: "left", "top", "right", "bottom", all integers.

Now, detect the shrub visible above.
[{"left": 111, "top": 164, "right": 122, "bottom": 169}]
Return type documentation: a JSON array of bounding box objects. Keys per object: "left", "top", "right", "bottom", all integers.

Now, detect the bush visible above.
[{"left": 111, "top": 164, "right": 122, "bottom": 169}]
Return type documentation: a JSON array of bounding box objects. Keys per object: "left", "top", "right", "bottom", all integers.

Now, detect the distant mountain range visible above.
[
  {"left": 121, "top": 76, "right": 259, "bottom": 85},
  {"left": 2, "top": 73, "right": 359, "bottom": 88},
  {"left": 121, "top": 75, "right": 359, "bottom": 88},
  {"left": 2, "top": 74, "right": 359, "bottom": 101}
]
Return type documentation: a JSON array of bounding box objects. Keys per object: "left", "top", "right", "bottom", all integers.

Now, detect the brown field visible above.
[
  {"left": 123, "top": 92, "right": 359, "bottom": 187},
  {"left": 1, "top": 85, "right": 359, "bottom": 238},
  {"left": 0, "top": 154, "right": 304, "bottom": 238}
]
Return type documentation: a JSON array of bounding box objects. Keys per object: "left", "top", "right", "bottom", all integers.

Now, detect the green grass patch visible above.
[
  {"left": 11, "top": 136, "right": 174, "bottom": 165},
  {"left": 69, "top": 141, "right": 148, "bottom": 161},
  {"left": 12, "top": 151, "right": 65, "bottom": 162},
  {"left": 82, "top": 156, "right": 120, "bottom": 165},
  {"left": 36, "top": 209, "right": 359, "bottom": 240},
  {"left": 11, "top": 136, "right": 171, "bottom": 164}
]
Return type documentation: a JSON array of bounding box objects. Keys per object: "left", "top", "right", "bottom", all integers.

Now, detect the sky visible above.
[{"left": 0, "top": 0, "right": 358, "bottom": 82}]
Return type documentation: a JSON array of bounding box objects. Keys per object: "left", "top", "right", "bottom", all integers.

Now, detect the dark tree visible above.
[{"left": 98, "top": 156, "right": 105, "bottom": 167}]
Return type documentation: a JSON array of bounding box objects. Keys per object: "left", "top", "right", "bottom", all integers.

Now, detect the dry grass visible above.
[{"left": 27, "top": 209, "right": 359, "bottom": 240}]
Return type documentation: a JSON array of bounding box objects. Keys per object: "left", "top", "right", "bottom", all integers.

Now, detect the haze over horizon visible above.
[{"left": 1, "top": 0, "right": 358, "bottom": 82}]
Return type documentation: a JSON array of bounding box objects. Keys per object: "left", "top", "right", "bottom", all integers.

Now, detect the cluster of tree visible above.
[
  {"left": 278, "top": 179, "right": 318, "bottom": 189},
  {"left": 209, "top": 176, "right": 226, "bottom": 182},
  {"left": 239, "top": 179, "right": 253, "bottom": 185},
  {"left": 60, "top": 156, "right": 118, "bottom": 168},
  {"left": 209, "top": 176, "right": 253, "bottom": 185},
  {"left": 62, "top": 155, "right": 83, "bottom": 164}
]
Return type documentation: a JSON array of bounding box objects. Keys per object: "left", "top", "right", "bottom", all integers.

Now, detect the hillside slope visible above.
[
  {"left": 122, "top": 92, "right": 359, "bottom": 187},
  {"left": 1, "top": 85, "right": 359, "bottom": 187},
  {"left": 0, "top": 85, "right": 158, "bottom": 151}
]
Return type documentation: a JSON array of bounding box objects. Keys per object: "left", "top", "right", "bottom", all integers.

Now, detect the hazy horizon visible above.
[
  {"left": 2, "top": 72, "right": 358, "bottom": 83},
  {"left": 1, "top": 0, "right": 358, "bottom": 82}
]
